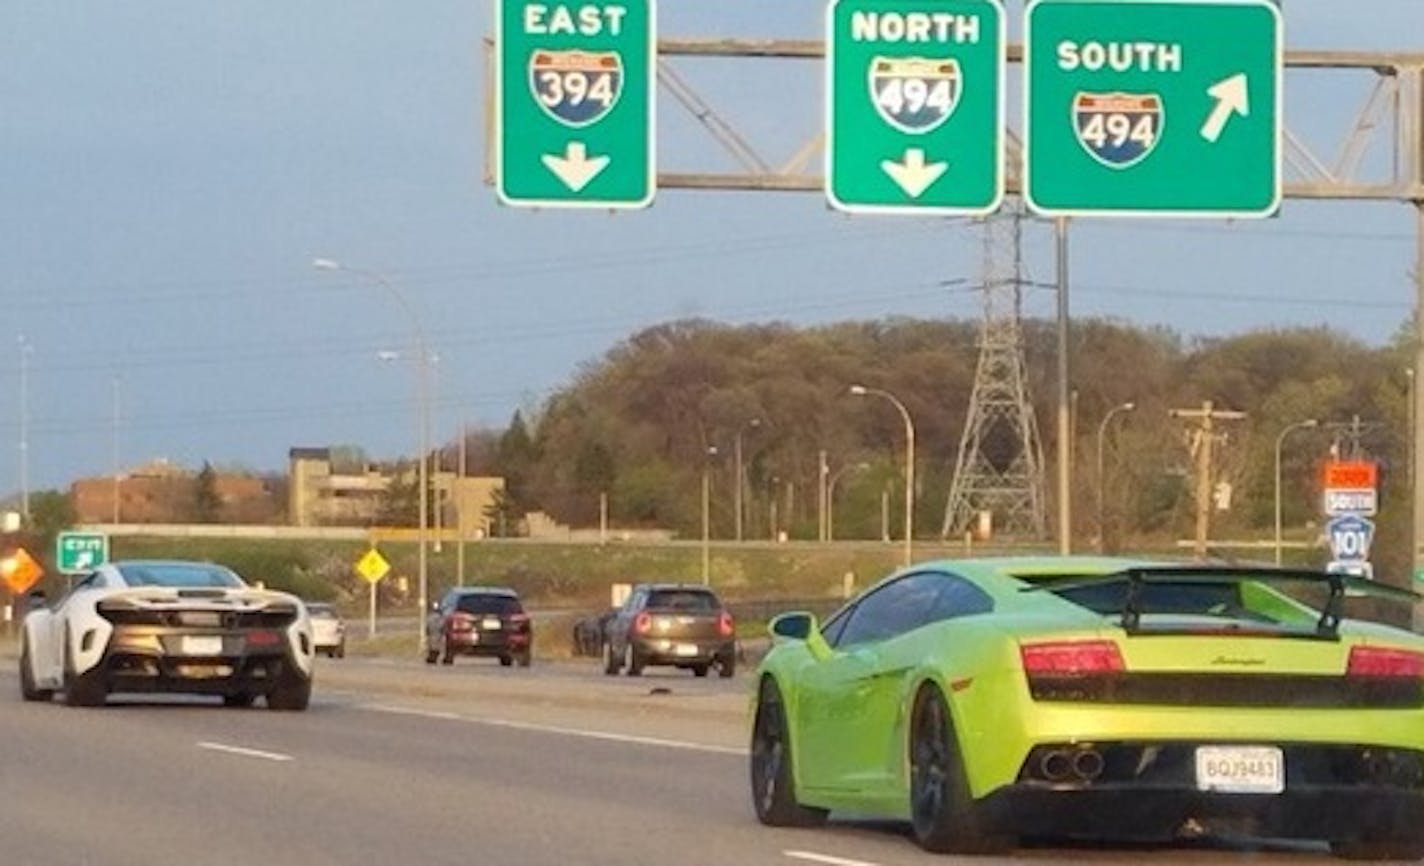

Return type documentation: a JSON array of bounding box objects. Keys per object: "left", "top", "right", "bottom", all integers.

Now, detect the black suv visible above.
[
  {"left": 425, "top": 587, "right": 532, "bottom": 667},
  {"left": 602, "top": 584, "right": 735, "bottom": 678}
]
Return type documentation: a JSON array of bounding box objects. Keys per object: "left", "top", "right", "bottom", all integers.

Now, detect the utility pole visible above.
[
  {"left": 1170, "top": 401, "right": 1246, "bottom": 560},
  {"left": 112, "top": 374, "right": 122, "bottom": 525},
  {"left": 457, "top": 421, "right": 467, "bottom": 586}
]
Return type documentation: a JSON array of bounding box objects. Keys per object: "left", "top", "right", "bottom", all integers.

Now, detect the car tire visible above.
[
  {"left": 499, "top": 654, "right": 513, "bottom": 667},
  {"left": 908, "top": 684, "right": 1013, "bottom": 855},
  {"left": 19, "top": 637, "right": 53, "bottom": 703},
  {"left": 266, "top": 668, "right": 312, "bottom": 711},
  {"left": 718, "top": 651, "right": 737, "bottom": 679},
  {"left": 334, "top": 641, "right": 346, "bottom": 660},
  {"left": 441, "top": 638, "right": 455, "bottom": 666},
  {"left": 692, "top": 664, "right": 710, "bottom": 677},
  {"left": 750, "top": 676, "right": 828, "bottom": 827},
  {"left": 602, "top": 640, "right": 621, "bottom": 676},
  {"left": 625, "top": 643, "right": 644, "bottom": 677},
  {"left": 62, "top": 631, "right": 107, "bottom": 708},
  {"left": 425, "top": 648, "right": 438, "bottom": 664},
  {"left": 1330, "top": 839, "right": 1424, "bottom": 861},
  {"left": 223, "top": 692, "right": 256, "bottom": 708}
]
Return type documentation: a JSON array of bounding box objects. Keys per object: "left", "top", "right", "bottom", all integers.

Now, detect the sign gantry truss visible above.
[{"left": 486, "top": 39, "right": 1424, "bottom": 204}]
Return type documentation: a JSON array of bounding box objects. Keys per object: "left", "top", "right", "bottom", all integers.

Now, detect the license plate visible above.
[
  {"left": 1195, "top": 746, "right": 1284, "bottom": 794},
  {"left": 675, "top": 643, "right": 699, "bottom": 657},
  {"left": 181, "top": 635, "right": 224, "bottom": 656},
  {"left": 482, "top": 617, "right": 502, "bottom": 630}
]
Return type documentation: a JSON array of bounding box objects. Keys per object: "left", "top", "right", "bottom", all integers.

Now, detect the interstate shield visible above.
[
  {"left": 869, "top": 56, "right": 961, "bottom": 135},
  {"left": 529, "top": 50, "right": 623, "bottom": 128},
  {"left": 1072, "top": 92, "right": 1163, "bottom": 169}
]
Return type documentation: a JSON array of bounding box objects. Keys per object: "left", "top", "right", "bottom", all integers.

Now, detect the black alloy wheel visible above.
[
  {"left": 908, "top": 685, "right": 1011, "bottom": 855},
  {"left": 749, "top": 677, "right": 826, "bottom": 827},
  {"left": 602, "top": 640, "right": 621, "bottom": 675}
]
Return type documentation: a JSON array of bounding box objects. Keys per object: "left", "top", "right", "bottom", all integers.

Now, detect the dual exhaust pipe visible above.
[{"left": 1038, "top": 747, "right": 1104, "bottom": 783}]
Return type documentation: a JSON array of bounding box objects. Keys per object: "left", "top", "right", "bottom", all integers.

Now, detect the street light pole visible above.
[
  {"left": 826, "top": 461, "right": 870, "bottom": 542},
  {"left": 1274, "top": 418, "right": 1320, "bottom": 566},
  {"left": 314, "top": 258, "right": 432, "bottom": 653},
  {"left": 702, "top": 446, "right": 717, "bottom": 585},
  {"left": 733, "top": 418, "right": 759, "bottom": 542},
  {"left": 1095, "top": 401, "right": 1136, "bottom": 554},
  {"left": 18, "top": 335, "right": 31, "bottom": 524},
  {"left": 850, "top": 385, "right": 915, "bottom": 567}
]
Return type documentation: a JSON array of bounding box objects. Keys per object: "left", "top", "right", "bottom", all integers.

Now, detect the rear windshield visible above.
[
  {"left": 308, "top": 604, "right": 337, "bottom": 619},
  {"left": 455, "top": 594, "right": 522, "bottom": 615},
  {"left": 1046, "top": 580, "right": 1276, "bottom": 623},
  {"left": 119, "top": 563, "right": 245, "bottom": 589},
  {"left": 646, "top": 589, "right": 719, "bottom": 611}
]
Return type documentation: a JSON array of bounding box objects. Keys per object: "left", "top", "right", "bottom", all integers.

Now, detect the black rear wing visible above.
[{"left": 1021, "top": 565, "right": 1420, "bottom": 637}]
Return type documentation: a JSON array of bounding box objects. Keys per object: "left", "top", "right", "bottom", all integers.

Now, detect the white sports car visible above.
[{"left": 19, "top": 559, "right": 315, "bottom": 710}]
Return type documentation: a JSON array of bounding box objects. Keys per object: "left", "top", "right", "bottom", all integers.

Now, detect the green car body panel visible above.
[{"left": 753, "top": 556, "right": 1424, "bottom": 832}]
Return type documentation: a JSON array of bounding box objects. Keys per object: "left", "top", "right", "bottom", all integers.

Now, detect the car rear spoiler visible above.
[{"left": 1021, "top": 565, "right": 1420, "bottom": 637}]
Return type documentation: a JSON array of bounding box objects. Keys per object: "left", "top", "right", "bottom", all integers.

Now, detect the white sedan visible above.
[
  {"left": 307, "top": 602, "right": 347, "bottom": 658},
  {"left": 19, "top": 559, "right": 315, "bottom": 710}
]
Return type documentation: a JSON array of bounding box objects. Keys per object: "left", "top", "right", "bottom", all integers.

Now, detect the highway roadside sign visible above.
[
  {"left": 56, "top": 531, "right": 109, "bottom": 575},
  {"left": 1, "top": 547, "right": 44, "bottom": 595},
  {"left": 1322, "top": 459, "right": 1379, "bottom": 516},
  {"left": 1024, "top": 0, "right": 1281, "bottom": 217},
  {"left": 356, "top": 548, "right": 391, "bottom": 584},
  {"left": 826, "top": 0, "right": 1005, "bottom": 215},
  {"left": 1326, "top": 514, "right": 1374, "bottom": 563},
  {"left": 496, "top": 0, "right": 656, "bottom": 208}
]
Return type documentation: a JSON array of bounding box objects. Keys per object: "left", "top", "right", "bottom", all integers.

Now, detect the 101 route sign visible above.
[
  {"left": 1024, "top": 0, "right": 1281, "bottom": 217},
  {"left": 826, "top": 0, "right": 1005, "bottom": 215},
  {"left": 496, "top": 1, "right": 655, "bottom": 208}
]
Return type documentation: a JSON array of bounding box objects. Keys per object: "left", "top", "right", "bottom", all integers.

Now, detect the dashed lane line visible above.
[{"left": 197, "top": 741, "right": 294, "bottom": 762}]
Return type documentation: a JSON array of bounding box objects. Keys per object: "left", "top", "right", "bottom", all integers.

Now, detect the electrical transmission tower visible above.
[{"left": 942, "top": 203, "right": 1049, "bottom": 540}]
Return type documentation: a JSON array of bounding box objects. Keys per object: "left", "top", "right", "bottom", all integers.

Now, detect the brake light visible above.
[
  {"left": 449, "top": 613, "right": 474, "bottom": 631},
  {"left": 246, "top": 630, "right": 281, "bottom": 647},
  {"left": 1347, "top": 646, "right": 1424, "bottom": 678},
  {"left": 718, "top": 611, "right": 734, "bottom": 637},
  {"left": 1020, "top": 640, "right": 1125, "bottom": 675},
  {"left": 634, "top": 612, "right": 652, "bottom": 635}
]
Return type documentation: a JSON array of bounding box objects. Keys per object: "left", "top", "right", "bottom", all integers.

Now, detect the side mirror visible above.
[
  {"left": 769, "top": 611, "right": 816, "bottom": 641},
  {"left": 26, "top": 588, "right": 47, "bottom": 606}
]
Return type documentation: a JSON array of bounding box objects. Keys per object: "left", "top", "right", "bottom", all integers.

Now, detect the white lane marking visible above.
[
  {"left": 197, "top": 741, "right": 294, "bottom": 763},
  {"left": 784, "top": 852, "right": 883, "bottom": 866},
  {"left": 362, "top": 703, "right": 747, "bottom": 756}
]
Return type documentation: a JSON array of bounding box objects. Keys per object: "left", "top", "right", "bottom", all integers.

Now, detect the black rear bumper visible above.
[
  {"left": 982, "top": 784, "right": 1424, "bottom": 844},
  {"left": 98, "top": 626, "right": 305, "bottom": 697},
  {"left": 631, "top": 637, "right": 734, "bottom": 665},
  {"left": 988, "top": 741, "right": 1424, "bottom": 844}
]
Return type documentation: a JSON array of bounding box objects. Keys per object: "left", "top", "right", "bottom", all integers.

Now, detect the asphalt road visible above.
[{"left": 0, "top": 656, "right": 1353, "bottom": 866}]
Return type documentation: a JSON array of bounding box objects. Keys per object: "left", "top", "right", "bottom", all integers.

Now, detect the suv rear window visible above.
[
  {"left": 455, "top": 594, "right": 522, "bottom": 615},
  {"left": 646, "top": 589, "right": 719, "bottom": 611}
]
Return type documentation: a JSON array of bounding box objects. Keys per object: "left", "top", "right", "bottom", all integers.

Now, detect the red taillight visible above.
[
  {"left": 1020, "top": 640, "right": 1125, "bottom": 675},
  {"left": 718, "top": 611, "right": 734, "bottom": 637},
  {"left": 634, "top": 612, "right": 652, "bottom": 635},
  {"left": 246, "top": 630, "right": 281, "bottom": 647},
  {"left": 1347, "top": 646, "right": 1424, "bottom": 678},
  {"left": 509, "top": 612, "right": 530, "bottom": 630},
  {"left": 449, "top": 613, "right": 474, "bottom": 631}
]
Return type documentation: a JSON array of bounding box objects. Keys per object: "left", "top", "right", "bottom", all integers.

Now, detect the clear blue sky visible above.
[{"left": 2, "top": 0, "right": 1419, "bottom": 490}]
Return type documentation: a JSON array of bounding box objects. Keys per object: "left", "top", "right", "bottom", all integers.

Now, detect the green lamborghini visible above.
[{"left": 749, "top": 557, "right": 1424, "bottom": 859}]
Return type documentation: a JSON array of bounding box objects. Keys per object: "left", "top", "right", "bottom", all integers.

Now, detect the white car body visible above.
[
  {"left": 308, "top": 603, "right": 347, "bottom": 657},
  {"left": 18, "top": 560, "right": 315, "bottom": 710}
]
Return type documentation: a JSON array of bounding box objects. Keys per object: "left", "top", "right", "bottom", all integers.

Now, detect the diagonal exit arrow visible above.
[
  {"left": 1200, "top": 73, "right": 1250, "bottom": 143},
  {"left": 541, "top": 142, "right": 611, "bottom": 192},
  {"left": 879, "top": 148, "right": 949, "bottom": 199}
]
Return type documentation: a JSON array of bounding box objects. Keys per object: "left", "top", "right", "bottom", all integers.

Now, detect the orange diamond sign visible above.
[{"left": 2, "top": 547, "right": 44, "bottom": 595}]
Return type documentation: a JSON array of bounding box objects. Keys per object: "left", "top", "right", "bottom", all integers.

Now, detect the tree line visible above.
[{"left": 443, "top": 317, "right": 1412, "bottom": 574}]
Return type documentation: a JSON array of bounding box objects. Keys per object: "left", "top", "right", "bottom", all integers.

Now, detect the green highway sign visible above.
[
  {"left": 56, "top": 531, "right": 109, "bottom": 575},
  {"left": 495, "top": 1, "right": 656, "bottom": 209},
  {"left": 1024, "top": 0, "right": 1281, "bottom": 217},
  {"left": 826, "top": 0, "right": 1005, "bottom": 215}
]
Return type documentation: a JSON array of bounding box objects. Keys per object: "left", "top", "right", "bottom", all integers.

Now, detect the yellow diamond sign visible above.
[{"left": 355, "top": 548, "right": 391, "bottom": 585}]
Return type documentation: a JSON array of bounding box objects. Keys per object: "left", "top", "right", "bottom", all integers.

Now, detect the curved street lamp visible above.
[
  {"left": 313, "top": 257, "right": 432, "bottom": 653},
  {"left": 826, "top": 461, "right": 871, "bottom": 542},
  {"left": 1095, "top": 401, "right": 1136, "bottom": 553},
  {"left": 850, "top": 385, "right": 915, "bottom": 567},
  {"left": 733, "top": 417, "right": 760, "bottom": 542},
  {"left": 1275, "top": 418, "right": 1320, "bottom": 566}
]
